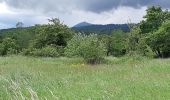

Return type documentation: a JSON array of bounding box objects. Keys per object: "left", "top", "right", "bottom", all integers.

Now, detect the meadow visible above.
[{"left": 0, "top": 56, "right": 170, "bottom": 99}]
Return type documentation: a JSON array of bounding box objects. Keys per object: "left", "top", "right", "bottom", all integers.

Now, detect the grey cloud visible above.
[
  {"left": 1, "top": 0, "right": 170, "bottom": 13},
  {"left": 80, "top": 0, "right": 170, "bottom": 13},
  {"left": 1, "top": 0, "right": 77, "bottom": 14}
]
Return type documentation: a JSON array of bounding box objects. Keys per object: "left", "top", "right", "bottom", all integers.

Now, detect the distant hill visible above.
[
  {"left": 73, "top": 22, "right": 93, "bottom": 27},
  {"left": 72, "top": 23, "right": 130, "bottom": 35}
]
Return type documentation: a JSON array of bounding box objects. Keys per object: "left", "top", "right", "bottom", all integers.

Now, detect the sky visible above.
[{"left": 0, "top": 0, "right": 170, "bottom": 29}]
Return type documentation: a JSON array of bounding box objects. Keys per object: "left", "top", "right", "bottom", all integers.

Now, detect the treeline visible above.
[
  {"left": 73, "top": 24, "right": 130, "bottom": 35},
  {"left": 0, "top": 6, "right": 169, "bottom": 64}
]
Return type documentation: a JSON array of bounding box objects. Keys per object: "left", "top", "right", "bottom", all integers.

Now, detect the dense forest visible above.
[{"left": 0, "top": 6, "right": 170, "bottom": 64}]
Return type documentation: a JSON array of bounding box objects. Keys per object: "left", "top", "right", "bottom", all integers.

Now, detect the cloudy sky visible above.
[{"left": 0, "top": 0, "right": 170, "bottom": 29}]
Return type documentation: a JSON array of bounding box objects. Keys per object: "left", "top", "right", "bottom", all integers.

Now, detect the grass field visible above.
[{"left": 0, "top": 56, "right": 170, "bottom": 100}]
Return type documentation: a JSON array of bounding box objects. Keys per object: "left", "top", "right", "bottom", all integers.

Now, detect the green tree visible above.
[
  {"left": 127, "top": 26, "right": 141, "bottom": 54},
  {"left": 126, "top": 25, "right": 154, "bottom": 57},
  {"left": 140, "top": 6, "right": 170, "bottom": 34},
  {"left": 16, "top": 22, "right": 24, "bottom": 28},
  {"left": 98, "top": 30, "right": 127, "bottom": 57},
  {"left": 110, "top": 30, "right": 127, "bottom": 56},
  {"left": 31, "top": 18, "right": 74, "bottom": 49},
  {"left": 98, "top": 34, "right": 112, "bottom": 56},
  {"left": 139, "top": 6, "right": 170, "bottom": 57},
  {"left": 147, "top": 20, "right": 170, "bottom": 57}
]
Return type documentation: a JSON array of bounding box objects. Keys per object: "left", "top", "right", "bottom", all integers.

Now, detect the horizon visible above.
[
  {"left": 0, "top": 21, "right": 134, "bottom": 30},
  {"left": 0, "top": 0, "right": 170, "bottom": 29}
]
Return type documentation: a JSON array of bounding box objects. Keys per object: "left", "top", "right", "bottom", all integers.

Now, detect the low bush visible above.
[
  {"left": 0, "top": 38, "right": 19, "bottom": 56},
  {"left": 65, "top": 33, "right": 106, "bottom": 64},
  {"left": 23, "top": 46, "right": 60, "bottom": 57}
]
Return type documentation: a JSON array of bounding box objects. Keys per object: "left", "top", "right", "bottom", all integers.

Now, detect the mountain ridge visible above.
[
  {"left": 73, "top": 22, "right": 93, "bottom": 27},
  {"left": 72, "top": 22, "right": 130, "bottom": 35}
]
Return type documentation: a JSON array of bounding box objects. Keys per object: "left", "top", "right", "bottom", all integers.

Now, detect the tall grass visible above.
[{"left": 0, "top": 55, "right": 170, "bottom": 99}]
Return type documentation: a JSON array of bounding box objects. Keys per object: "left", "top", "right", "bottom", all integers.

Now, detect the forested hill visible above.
[
  {"left": 72, "top": 24, "right": 130, "bottom": 35},
  {"left": 0, "top": 23, "right": 130, "bottom": 38}
]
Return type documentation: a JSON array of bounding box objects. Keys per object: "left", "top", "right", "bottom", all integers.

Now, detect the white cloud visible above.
[
  {"left": 0, "top": 0, "right": 168, "bottom": 29},
  {"left": 0, "top": 2, "right": 49, "bottom": 29},
  {"left": 63, "top": 6, "right": 146, "bottom": 26},
  {"left": 0, "top": 2, "right": 15, "bottom": 14}
]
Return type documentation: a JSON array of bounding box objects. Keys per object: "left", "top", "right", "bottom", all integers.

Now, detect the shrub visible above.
[
  {"left": 65, "top": 33, "right": 106, "bottom": 64},
  {"left": 0, "top": 38, "right": 19, "bottom": 56},
  {"left": 23, "top": 46, "right": 60, "bottom": 57},
  {"left": 0, "top": 44, "right": 5, "bottom": 55},
  {"left": 137, "top": 38, "right": 154, "bottom": 58}
]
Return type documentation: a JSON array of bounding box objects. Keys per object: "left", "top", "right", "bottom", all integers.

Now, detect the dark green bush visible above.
[
  {"left": 0, "top": 38, "right": 19, "bottom": 56},
  {"left": 65, "top": 33, "right": 106, "bottom": 64},
  {"left": 147, "top": 20, "right": 170, "bottom": 58},
  {"left": 31, "top": 18, "right": 74, "bottom": 49}
]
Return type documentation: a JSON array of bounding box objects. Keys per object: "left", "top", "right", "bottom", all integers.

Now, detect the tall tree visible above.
[
  {"left": 147, "top": 20, "right": 170, "bottom": 57},
  {"left": 16, "top": 22, "right": 24, "bottom": 28},
  {"left": 140, "top": 6, "right": 170, "bottom": 34},
  {"left": 31, "top": 18, "right": 74, "bottom": 49},
  {"left": 139, "top": 6, "right": 170, "bottom": 57}
]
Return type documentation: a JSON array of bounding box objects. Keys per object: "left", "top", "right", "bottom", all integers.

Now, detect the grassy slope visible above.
[{"left": 0, "top": 56, "right": 170, "bottom": 100}]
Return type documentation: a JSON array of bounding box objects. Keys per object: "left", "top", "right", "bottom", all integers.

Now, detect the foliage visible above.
[
  {"left": 98, "top": 34, "right": 112, "bottom": 56},
  {"left": 26, "top": 18, "right": 74, "bottom": 57},
  {"left": 0, "top": 38, "right": 19, "bottom": 56},
  {"left": 98, "top": 30, "right": 127, "bottom": 57},
  {"left": 136, "top": 37, "right": 154, "bottom": 57},
  {"left": 0, "top": 18, "right": 74, "bottom": 57},
  {"left": 110, "top": 30, "right": 127, "bottom": 56},
  {"left": 0, "top": 7, "right": 169, "bottom": 59},
  {"left": 147, "top": 20, "right": 170, "bottom": 58},
  {"left": 73, "top": 24, "right": 130, "bottom": 35},
  {"left": 139, "top": 6, "right": 170, "bottom": 57},
  {"left": 65, "top": 33, "right": 106, "bottom": 64},
  {"left": 127, "top": 26, "right": 154, "bottom": 57},
  {"left": 0, "top": 27, "right": 37, "bottom": 49},
  {"left": 127, "top": 26, "right": 141, "bottom": 54},
  {"left": 31, "top": 18, "right": 74, "bottom": 49},
  {"left": 126, "top": 6, "right": 170, "bottom": 58},
  {"left": 23, "top": 46, "right": 60, "bottom": 57},
  {"left": 140, "top": 6, "right": 170, "bottom": 34}
]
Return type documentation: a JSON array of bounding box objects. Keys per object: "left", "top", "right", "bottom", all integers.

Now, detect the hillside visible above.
[
  {"left": 72, "top": 23, "right": 130, "bottom": 35},
  {"left": 73, "top": 22, "right": 93, "bottom": 27}
]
